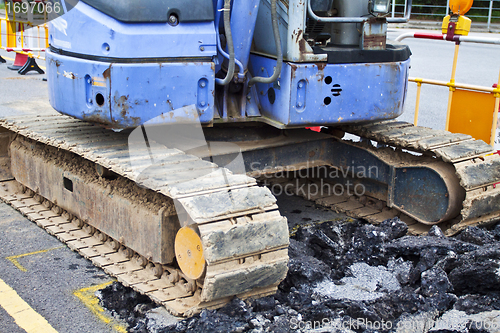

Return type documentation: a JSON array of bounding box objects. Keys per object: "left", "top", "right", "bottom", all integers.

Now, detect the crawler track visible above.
[
  {"left": 0, "top": 180, "right": 288, "bottom": 316},
  {"left": 262, "top": 121, "right": 500, "bottom": 236},
  {"left": 1, "top": 113, "right": 499, "bottom": 316},
  {"left": 0, "top": 112, "right": 289, "bottom": 317}
]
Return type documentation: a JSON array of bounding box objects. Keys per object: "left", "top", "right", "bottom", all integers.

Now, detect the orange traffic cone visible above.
[{"left": 7, "top": 52, "right": 28, "bottom": 71}]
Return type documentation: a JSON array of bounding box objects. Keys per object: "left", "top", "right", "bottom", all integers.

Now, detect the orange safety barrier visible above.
[
  {"left": 396, "top": 4, "right": 500, "bottom": 149},
  {"left": 494, "top": 84, "right": 500, "bottom": 152},
  {"left": 408, "top": 63, "right": 500, "bottom": 150}
]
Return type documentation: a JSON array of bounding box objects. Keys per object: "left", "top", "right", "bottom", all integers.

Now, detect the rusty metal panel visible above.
[
  {"left": 361, "top": 18, "right": 387, "bottom": 50},
  {"left": 249, "top": 57, "right": 409, "bottom": 126}
]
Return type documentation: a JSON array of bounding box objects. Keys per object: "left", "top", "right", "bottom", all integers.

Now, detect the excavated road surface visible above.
[{"left": 98, "top": 193, "right": 500, "bottom": 333}]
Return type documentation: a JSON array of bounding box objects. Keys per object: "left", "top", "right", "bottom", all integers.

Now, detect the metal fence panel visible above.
[{"left": 391, "top": 0, "right": 500, "bottom": 30}]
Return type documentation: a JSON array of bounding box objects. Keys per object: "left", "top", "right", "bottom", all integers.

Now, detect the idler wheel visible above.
[{"left": 174, "top": 226, "right": 206, "bottom": 280}]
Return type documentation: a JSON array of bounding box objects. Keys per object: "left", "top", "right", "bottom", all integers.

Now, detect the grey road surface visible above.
[
  {"left": 0, "top": 50, "right": 124, "bottom": 333},
  {"left": 0, "top": 203, "right": 121, "bottom": 333}
]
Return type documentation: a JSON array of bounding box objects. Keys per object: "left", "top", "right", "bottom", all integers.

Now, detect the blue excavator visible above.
[
  {"left": 47, "top": 0, "right": 411, "bottom": 129},
  {"left": 1, "top": 0, "right": 499, "bottom": 316}
]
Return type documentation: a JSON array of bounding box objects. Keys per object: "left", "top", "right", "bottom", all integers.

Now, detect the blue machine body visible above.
[
  {"left": 248, "top": 56, "right": 409, "bottom": 126},
  {"left": 46, "top": 0, "right": 411, "bottom": 129},
  {"left": 46, "top": 1, "right": 216, "bottom": 128}
]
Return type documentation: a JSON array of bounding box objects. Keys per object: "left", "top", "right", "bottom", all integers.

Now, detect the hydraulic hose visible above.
[
  {"left": 215, "top": 0, "right": 236, "bottom": 86},
  {"left": 248, "top": 0, "right": 282, "bottom": 87},
  {"left": 215, "top": 0, "right": 244, "bottom": 76}
]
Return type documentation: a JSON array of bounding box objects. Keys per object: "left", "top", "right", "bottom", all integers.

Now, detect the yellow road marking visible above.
[
  {"left": 6, "top": 246, "right": 65, "bottom": 272},
  {"left": 0, "top": 277, "right": 58, "bottom": 333},
  {"left": 74, "top": 281, "right": 127, "bottom": 333}
]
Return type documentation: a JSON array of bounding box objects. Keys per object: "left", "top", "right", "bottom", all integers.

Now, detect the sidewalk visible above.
[{"left": 390, "top": 19, "right": 500, "bottom": 34}]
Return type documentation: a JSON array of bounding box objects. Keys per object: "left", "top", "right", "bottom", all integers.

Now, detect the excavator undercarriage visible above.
[{"left": 1, "top": 111, "right": 499, "bottom": 315}]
